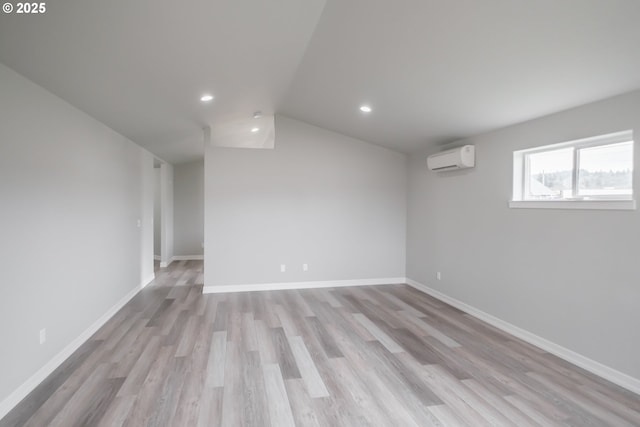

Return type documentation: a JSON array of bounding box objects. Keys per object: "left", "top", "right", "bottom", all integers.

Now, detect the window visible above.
[{"left": 511, "top": 130, "right": 635, "bottom": 210}]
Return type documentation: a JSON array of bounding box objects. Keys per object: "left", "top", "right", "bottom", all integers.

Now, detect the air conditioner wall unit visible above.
[{"left": 427, "top": 145, "right": 475, "bottom": 171}]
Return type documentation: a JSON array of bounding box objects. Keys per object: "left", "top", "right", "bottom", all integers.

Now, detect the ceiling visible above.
[
  {"left": 2, "top": 0, "right": 640, "bottom": 163},
  {"left": 0, "top": 0, "right": 326, "bottom": 163}
]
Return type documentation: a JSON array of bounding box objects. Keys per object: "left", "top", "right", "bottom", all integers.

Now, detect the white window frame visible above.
[{"left": 510, "top": 130, "right": 636, "bottom": 210}]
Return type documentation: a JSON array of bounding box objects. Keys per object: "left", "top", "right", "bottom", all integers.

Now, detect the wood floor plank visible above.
[
  {"left": 146, "top": 299, "right": 174, "bottom": 327},
  {"left": 196, "top": 387, "right": 222, "bottom": 427},
  {"left": 357, "top": 366, "right": 422, "bottom": 427},
  {"left": 366, "top": 341, "right": 443, "bottom": 406},
  {"left": 262, "top": 363, "right": 296, "bottom": 427},
  {"left": 419, "top": 335, "right": 473, "bottom": 380},
  {"left": 0, "top": 339, "right": 100, "bottom": 427},
  {"left": 284, "top": 379, "right": 323, "bottom": 427},
  {"left": 345, "top": 294, "right": 404, "bottom": 329},
  {"left": 392, "top": 328, "right": 445, "bottom": 365},
  {"left": 141, "top": 356, "right": 188, "bottom": 427},
  {"left": 420, "top": 364, "right": 493, "bottom": 427},
  {"left": 462, "top": 379, "right": 541, "bottom": 426},
  {"left": 95, "top": 395, "right": 134, "bottom": 427},
  {"left": 212, "top": 301, "right": 228, "bottom": 332},
  {"left": 171, "top": 321, "right": 213, "bottom": 426},
  {"left": 287, "top": 336, "right": 329, "bottom": 398},
  {"left": 3, "top": 262, "right": 639, "bottom": 426},
  {"left": 274, "top": 304, "right": 302, "bottom": 337},
  {"left": 316, "top": 289, "right": 343, "bottom": 308},
  {"left": 239, "top": 351, "right": 270, "bottom": 427},
  {"left": 428, "top": 404, "right": 471, "bottom": 427},
  {"left": 109, "top": 325, "right": 158, "bottom": 379},
  {"left": 202, "top": 296, "right": 219, "bottom": 324},
  {"left": 220, "top": 341, "right": 241, "bottom": 427},
  {"left": 306, "top": 294, "right": 374, "bottom": 342},
  {"left": 322, "top": 315, "right": 372, "bottom": 367},
  {"left": 526, "top": 371, "right": 637, "bottom": 427},
  {"left": 579, "top": 385, "right": 640, "bottom": 425},
  {"left": 175, "top": 314, "right": 200, "bottom": 357},
  {"left": 205, "top": 330, "right": 227, "bottom": 388},
  {"left": 22, "top": 343, "right": 120, "bottom": 427},
  {"left": 226, "top": 302, "right": 243, "bottom": 345},
  {"left": 161, "top": 309, "right": 188, "bottom": 342},
  {"left": 503, "top": 395, "right": 565, "bottom": 427},
  {"left": 68, "top": 377, "right": 124, "bottom": 427},
  {"left": 374, "top": 288, "right": 427, "bottom": 318},
  {"left": 489, "top": 369, "right": 571, "bottom": 422},
  {"left": 327, "top": 357, "right": 399, "bottom": 426},
  {"left": 116, "top": 334, "right": 163, "bottom": 397},
  {"left": 270, "top": 327, "right": 301, "bottom": 379},
  {"left": 290, "top": 290, "right": 316, "bottom": 318},
  {"left": 261, "top": 292, "right": 283, "bottom": 328},
  {"left": 303, "top": 315, "right": 344, "bottom": 359},
  {"left": 352, "top": 312, "right": 403, "bottom": 353},
  {"left": 122, "top": 345, "right": 175, "bottom": 427},
  {"left": 241, "top": 312, "right": 259, "bottom": 352},
  {"left": 254, "top": 319, "right": 278, "bottom": 365},
  {"left": 398, "top": 309, "right": 462, "bottom": 347},
  {"left": 47, "top": 363, "right": 119, "bottom": 427}
]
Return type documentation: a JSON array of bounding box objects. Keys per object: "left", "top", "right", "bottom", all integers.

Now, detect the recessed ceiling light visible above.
[
  {"left": 200, "top": 94, "right": 214, "bottom": 102},
  {"left": 253, "top": 111, "right": 263, "bottom": 119},
  {"left": 359, "top": 105, "right": 372, "bottom": 113},
  {"left": 251, "top": 127, "right": 260, "bottom": 133}
]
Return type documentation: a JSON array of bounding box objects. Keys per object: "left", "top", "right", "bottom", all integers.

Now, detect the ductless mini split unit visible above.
[{"left": 427, "top": 145, "right": 475, "bottom": 171}]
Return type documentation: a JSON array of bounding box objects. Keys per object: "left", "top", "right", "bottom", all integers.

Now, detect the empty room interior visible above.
[{"left": 2, "top": 1, "right": 640, "bottom": 426}]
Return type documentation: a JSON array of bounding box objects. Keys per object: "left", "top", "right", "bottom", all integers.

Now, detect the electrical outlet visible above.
[
  {"left": 39, "top": 328, "right": 46, "bottom": 345},
  {"left": 303, "top": 263, "right": 308, "bottom": 272},
  {"left": 436, "top": 272, "right": 442, "bottom": 280},
  {"left": 280, "top": 264, "right": 286, "bottom": 273}
]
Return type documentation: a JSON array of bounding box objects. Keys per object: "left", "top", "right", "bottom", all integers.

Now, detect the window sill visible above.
[{"left": 509, "top": 200, "right": 636, "bottom": 211}]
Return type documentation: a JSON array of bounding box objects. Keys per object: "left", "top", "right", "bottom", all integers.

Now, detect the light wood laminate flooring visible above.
[{"left": 2, "top": 260, "right": 639, "bottom": 426}]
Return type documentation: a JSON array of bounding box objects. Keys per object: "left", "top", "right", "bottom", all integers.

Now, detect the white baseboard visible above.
[
  {"left": 203, "top": 277, "right": 405, "bottom": 294},
  {"left": 154, "top": 255, "right": 161, "bottom": 261},
  {"left": 159, "top": 258, "right": 172, "bottom": 268},
  {"left": 405, "top": 277, "right": 640, "bottom": 396},
  {"left": 141, "top": 273, "right": 155, "bottom": 289},
  {"left": 0, "top": 284, "right": 142, "bottom": 420},
  {"left": 172, "top": 255, "right": 204, "bottom": 261}
]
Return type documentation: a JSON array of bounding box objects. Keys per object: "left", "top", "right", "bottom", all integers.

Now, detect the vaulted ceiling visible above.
[{"left": 2, "top": 0, "right": 640, "bottom": 163}]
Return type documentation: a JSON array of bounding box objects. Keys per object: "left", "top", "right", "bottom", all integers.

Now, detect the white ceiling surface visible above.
[
  {"left": 209, "top": 115, "right": 275, "bottom": 149},
  {"left": 2, "top": 1, "right": 640, "bottom": 162},
  {"left": 282, "top": 0, "right": 640, "bottom": 151},
  {"left": 0, "top": 0, "right": 326, "bottom": 163}
]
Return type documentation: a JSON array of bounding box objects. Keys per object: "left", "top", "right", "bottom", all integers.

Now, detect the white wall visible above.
[
  {"left": 160, "top": 162, "right": 174, "bottom": 267},
  {"left": 140, "top": 152, "right": 155, "bottom": 285},
  {"left": 174, "top": 160, "right": 204, "bottom": 256},
  {"left": 406, "top": 90, "right": 640, "bottom": 382},
  {"left": 0, "top": 63, "right": 154, "bottom": 410},
  {"left": 154, "top": 167, "right": 161, "bottom": 257},
  {"left": 204, "top": 115, "right": 406, "bottom": 288}
]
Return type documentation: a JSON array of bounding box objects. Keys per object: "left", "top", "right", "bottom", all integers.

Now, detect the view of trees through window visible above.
[
  {"left": 527, "top": 140, "right": 633, "bottom": 199},
  {"left": 532, "top": 169, "right": 632, "bottom": 197},
  {"left": 578, "top": 141, "right": 633, "bottom": 196}
]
